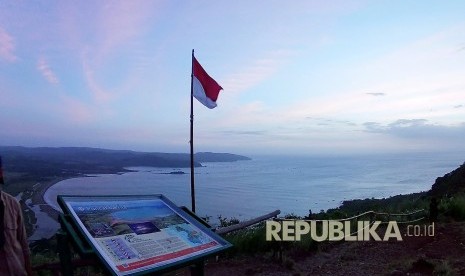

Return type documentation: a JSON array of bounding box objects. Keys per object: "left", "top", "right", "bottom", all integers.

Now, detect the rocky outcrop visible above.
[{"left": 429, "top": 162, "right": 465, "bottom": 197}]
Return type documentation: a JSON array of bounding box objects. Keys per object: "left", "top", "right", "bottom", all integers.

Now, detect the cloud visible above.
[
  {"left": 81, "top": 51, "right": 112, "bottom": 102},
  {"left": 221, "top": 50, "right": 293, "bottom": 94},
  {"left": 363, "top": 119, "right": 465, "bottom": 140},
  {"left": 37, "top": 57, "right": 59, "bottom": 84},
  {"left": 219, "top": 130, "right": 267, "bottom": 136},
  {"left": 363, "top": 119, "right": 430, "bottom": 135},
  {"left": 457, "top": 43, "right": 465, "bottom": 52},
  {"left": 306, "top": 117, "right": 357, "bottom": 127},
  {"left": 388, "top": 119, "right": 428, "bottom": 128},
  {"left": 61, "top": 2, "right": 162, "bottom": 103},
  {"left": 0, "top": 26, "right": 17, "bottom": 62},
  {"left": 98, "top": 1, "right": 157, "bottom": 56},
  {"left": 366, "top": 92, "right": 385, "bottom": 97},
  {"left": 327, "top": 23, "right": 465, "bottom": 123},
  {"left": 59, "top": 97, "right": 95, "bottom": 124},
  {"left": 454, "top": 104, "right": 463, "bottom": 108},
  {"left": 363, "top": 121, "right": 382, "bottom": 131}
]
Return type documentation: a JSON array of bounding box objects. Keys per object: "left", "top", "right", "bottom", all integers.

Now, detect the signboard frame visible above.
[{"left": 57, "top": 194, "right": 231, "bottom": 275}]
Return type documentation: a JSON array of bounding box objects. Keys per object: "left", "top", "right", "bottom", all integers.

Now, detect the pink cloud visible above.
[
  {"left": 81, "top": 50, "right": 112, "bottom": 102},
  {"left": 57, "top": 1, "right": 163, "bottom": 103},
  {"left": 221, "top": 50, "right": 294, "bottom": 94},
  {"left": 98, "top": 1, "right": 160, "bottom": 53},
  {"left": 37, "top": 57, "right": 59, "bottom": 84},
  {"left": 60, "top": 97, "right": 94, "bottom": 124},
  {"left": 0, "top": 26, "right": 17, "bottom": 62}
]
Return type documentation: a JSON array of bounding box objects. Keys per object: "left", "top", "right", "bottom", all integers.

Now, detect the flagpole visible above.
[{"left": 190, "top": 49, "right": 196, "bottom": 213}]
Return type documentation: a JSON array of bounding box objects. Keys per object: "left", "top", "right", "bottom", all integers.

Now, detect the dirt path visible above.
[{"left": 205, "top": 222, "right": 465, "bottom": 275}]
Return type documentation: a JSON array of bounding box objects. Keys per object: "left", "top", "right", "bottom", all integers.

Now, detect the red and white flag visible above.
[{"left": 192, "top": 57, "right": 223, "bottom": 109}]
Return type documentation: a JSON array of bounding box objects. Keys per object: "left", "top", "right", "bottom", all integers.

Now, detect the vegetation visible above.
[{"left": 439, "top": 194, "right": 465, "bottom": 221}]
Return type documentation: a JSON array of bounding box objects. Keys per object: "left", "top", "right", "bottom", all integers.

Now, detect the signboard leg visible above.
[
  {"left": 57, "top": 230, "right": 74, "bottom": 276},
  {"left": 190, "top": 260, "right": 205, "bottom": 276}
]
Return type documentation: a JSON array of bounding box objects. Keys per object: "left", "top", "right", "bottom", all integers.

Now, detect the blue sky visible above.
[{"left": 1, "top": 1, "right": 464, "bottom": 155}]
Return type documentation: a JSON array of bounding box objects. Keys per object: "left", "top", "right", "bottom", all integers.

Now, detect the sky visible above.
[{"left": 1, "top": 0, "right": 465, "bottom": 156}]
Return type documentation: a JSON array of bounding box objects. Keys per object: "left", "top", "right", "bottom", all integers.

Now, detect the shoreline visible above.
[
  {"left": 27, "top": 173, "right": 129, "bottom": 240},
  {"left": 31, "top": 178, "right": 61, "bottom": 206},
  {"left": 26, "top": 177, "right": 70, "bottom": 240},
  {"left": 32, "top": 175, "right": 100, "bottom": 217}
]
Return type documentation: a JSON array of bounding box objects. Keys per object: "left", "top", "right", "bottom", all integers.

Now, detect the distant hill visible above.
[
  {"left": 0, "top": 146, "right": 250, "bottom": 179},
  {"left": 194, "top": 152, "right": 251, "bottom": 162}
]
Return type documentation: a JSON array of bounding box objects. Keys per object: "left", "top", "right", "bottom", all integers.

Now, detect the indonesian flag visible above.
[{"left": 193, "top": 57, "right": 223, "bottom": 109}]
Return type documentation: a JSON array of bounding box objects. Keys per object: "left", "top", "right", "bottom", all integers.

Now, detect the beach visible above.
[{"left": 25, "top": 177, "right": 67, "bottom": 241}]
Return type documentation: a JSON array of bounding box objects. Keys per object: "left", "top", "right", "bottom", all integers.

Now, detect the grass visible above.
[
  {"left": 435, "top": 259, "right": 455, "bottom": 276},
  {"left": 439, "top": 194, "right": 465, "bottom": 221}
]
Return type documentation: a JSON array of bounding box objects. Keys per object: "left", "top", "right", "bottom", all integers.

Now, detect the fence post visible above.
[{"left": 57, "top": 230, "right": 74, "bottom": 276}]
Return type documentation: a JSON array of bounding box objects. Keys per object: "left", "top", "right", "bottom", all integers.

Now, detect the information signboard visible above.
[{"left": 58, "top": 194, "right": 231, "bottom": 275}]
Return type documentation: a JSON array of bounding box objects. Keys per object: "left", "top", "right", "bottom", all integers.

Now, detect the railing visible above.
[
  {"left": 215, "top": 210, "right": 281, "bottom": 235},
  {"left": 274, "top": 209, "right": 426, "bottom": 224}
]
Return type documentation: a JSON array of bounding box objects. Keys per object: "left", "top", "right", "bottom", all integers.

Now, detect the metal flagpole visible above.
[{"left": 190, "top": 49, "right": 196, "bottom": 213}]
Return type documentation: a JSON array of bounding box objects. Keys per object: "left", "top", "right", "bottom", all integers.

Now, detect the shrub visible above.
[{"left": 441, "top": 195, "right": 465, "bottom": 221}]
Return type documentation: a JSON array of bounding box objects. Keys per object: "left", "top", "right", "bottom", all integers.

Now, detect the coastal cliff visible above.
[{"left": 429, "top": 162, "right": 465, "bottom": 197}]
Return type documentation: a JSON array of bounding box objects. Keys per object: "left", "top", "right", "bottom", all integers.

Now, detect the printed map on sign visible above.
[{"left": 58, "top": 195, "right": 231, "bottom": 276}]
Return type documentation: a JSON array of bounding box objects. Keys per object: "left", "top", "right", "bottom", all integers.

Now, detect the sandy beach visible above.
[
  {"left": 32, "top": 178, "right": 64, "bottom": 216},
  {"left": 25, "top": 177, "right": 68, "bottom": 240}
]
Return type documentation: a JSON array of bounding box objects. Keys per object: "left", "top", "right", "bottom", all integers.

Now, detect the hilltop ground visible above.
[{"left": 205, "top": 221, "right": 465, "bottom": 275}]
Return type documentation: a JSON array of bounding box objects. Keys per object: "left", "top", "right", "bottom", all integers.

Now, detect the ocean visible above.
[{"left": 42, "top": 152, "right": 464, "bottom": 228}]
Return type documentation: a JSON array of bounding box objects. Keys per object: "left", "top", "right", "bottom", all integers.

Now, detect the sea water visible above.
[{"left": 43, "top": 152, "right": 464, "bottom": 224}]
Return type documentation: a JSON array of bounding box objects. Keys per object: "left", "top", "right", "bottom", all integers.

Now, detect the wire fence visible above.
[{"left": 274, "top": 209, "right": 427, "bottom": 224}]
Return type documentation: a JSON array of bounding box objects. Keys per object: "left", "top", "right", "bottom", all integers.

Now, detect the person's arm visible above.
[{"left": 16, "top": 203, "right": 33, "bottom": 276}]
